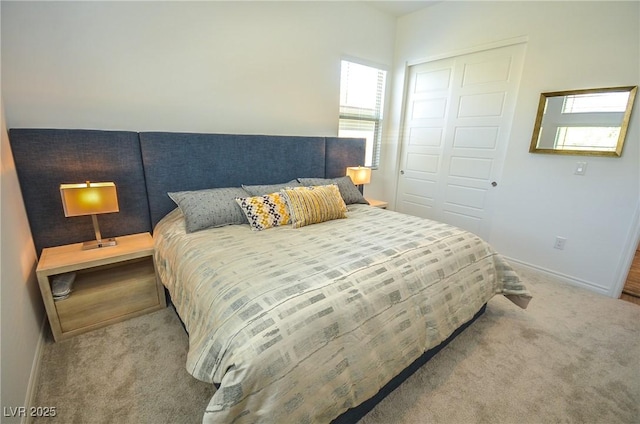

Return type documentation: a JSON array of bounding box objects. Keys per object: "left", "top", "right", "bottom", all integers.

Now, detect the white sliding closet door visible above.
[{"left": 395, "top": 43, "right": 525, "bottom": 240}]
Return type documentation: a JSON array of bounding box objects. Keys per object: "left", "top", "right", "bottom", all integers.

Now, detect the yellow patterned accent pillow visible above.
[
  {"left": 235, "top": 192, "right": 291, "bottom": 231},
  {"left": 281, "top": 184, "right": 347, "bottom": 228}
]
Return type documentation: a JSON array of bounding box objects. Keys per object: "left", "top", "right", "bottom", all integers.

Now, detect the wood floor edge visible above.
[{"left": 620, "top": 292, "right": 640, "bottom": 306}]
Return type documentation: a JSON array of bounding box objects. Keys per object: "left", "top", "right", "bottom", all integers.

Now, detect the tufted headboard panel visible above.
[
  {"left": 9, "top": 129, "right": 365, "bottom": 256},
  {"left": 325, "top": 136, "right": 366, "bottom": 179},
  {"left": 139, "top": 133, "right": 365, "bottom": 228},
  {"left": 139, "top": 132, "right": 327, "bottom": 228},
  {"left": 9, "top": 129, "right": 152, "bottom": 256}
]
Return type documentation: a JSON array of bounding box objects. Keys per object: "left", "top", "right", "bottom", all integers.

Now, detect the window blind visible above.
[{"left": 339, "top": 60, "right": 387, "bottom": 168}]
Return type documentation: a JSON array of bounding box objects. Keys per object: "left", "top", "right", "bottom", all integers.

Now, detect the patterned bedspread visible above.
[{"left": 153, "top": 205, "right": 531, "bottom": 423}]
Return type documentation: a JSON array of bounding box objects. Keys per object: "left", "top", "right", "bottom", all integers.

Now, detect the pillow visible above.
[
  {"left": 235, "top": 192, "right": 291, "bottom": 231},
  {"left": 242, "top": 180, "right": 301, "bottom": 196},
  {"left": 297, "top": 176, "right": 368, "bottom": 205},
  {"left": 281, "top": 184, "right": 347, "bottom": 229},
  {"left": 168, "top": 187, "right": 250, "bottom": 233}
]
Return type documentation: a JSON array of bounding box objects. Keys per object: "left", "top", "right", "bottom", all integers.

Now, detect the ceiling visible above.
[{"left": 365, "top": 1, "right": 440, "bottom": 17}]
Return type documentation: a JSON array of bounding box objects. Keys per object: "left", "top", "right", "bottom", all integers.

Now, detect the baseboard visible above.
[
  {"left": 505, "top": 256, "right": 610, "bottom": 297},
  {"left": 22, "top": 316, "right": 47, "bottom": 424}
]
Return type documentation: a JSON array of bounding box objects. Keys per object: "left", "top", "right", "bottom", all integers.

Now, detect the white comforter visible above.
[{"left": 153, "top": 205, "right": 531, "bottom": 423}]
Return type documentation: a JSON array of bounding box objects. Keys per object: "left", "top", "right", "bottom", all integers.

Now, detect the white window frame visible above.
[{"left": 338, "top": 58, "right": 387, "bottom": 168}]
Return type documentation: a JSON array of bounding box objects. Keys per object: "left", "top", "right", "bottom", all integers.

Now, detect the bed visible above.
[
  {"left": 153, "top": 183, "right": 530, "bottom": 423},
  {"left": 9, "top": 129, "right": 531, "bottom": 424}
]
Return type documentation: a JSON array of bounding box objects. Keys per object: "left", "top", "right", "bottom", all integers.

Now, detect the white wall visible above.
[
  {"left": 1, "top": 1, "right": 396, "bottom": 134},
  {"left": 372, "top": 1, "right": 639, "bottom": 297},
  {"left": 1, "top": 102, "right": 45, "bottom": 419}
]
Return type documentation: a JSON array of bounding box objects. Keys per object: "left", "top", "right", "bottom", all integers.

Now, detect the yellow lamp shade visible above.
[
  {"left": 60, "top": 182, "right": 119, "bottom": 217},
  {"left": 346, "top": 166, "right": 371, "bottom": 185}
]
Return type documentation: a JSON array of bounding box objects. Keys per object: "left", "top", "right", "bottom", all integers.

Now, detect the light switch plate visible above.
[{"left": 574, "top": 161, "right": 587, "bottom": 175}]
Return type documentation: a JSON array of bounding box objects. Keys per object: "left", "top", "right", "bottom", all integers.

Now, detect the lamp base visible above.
[{"left": 82, "top": 238, "right": 117, "bottom": 250}]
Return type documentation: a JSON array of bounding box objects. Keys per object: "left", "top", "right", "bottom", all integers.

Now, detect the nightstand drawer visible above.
[{"left": 55, "top": 257, "right": 160, "bottom": 333}]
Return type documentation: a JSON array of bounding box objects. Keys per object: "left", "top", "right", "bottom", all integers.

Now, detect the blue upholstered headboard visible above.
[
  {"left": 9, "top": 129, "right": 365, "bottom": 256},
  {"left": 9, "top": 129, "right": 152, "bottom": 255}
]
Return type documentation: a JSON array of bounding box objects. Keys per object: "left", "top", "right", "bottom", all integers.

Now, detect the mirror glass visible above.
[{"left": 529, "top": 86, "right": 637, "bottom": 157}]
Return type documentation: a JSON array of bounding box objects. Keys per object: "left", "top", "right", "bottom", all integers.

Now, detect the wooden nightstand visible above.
[
  {"left": 36, "top": 232, "right": 166, "bottom": 342},
  {"left": 366, "top": 198, "right": 388, "bottom": 209}
]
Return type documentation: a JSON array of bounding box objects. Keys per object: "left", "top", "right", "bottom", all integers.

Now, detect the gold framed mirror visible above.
[{"left": 529, "top": 86, "right": 637, "bottom": 157}]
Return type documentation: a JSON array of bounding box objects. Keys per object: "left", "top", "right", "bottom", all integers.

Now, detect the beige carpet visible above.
[{"left": 31, "top": 265, "right": 640, "bottom": 423}]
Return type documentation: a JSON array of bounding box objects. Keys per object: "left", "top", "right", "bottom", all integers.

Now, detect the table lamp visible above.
[
  {"left": 346, "top": 166, "right": 371, "bottom": 189},
  {"left": 60, "top": 181, "right": 119, "bottom": 249}
]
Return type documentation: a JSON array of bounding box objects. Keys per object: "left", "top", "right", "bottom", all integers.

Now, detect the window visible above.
[
  {"left": 562, "top": 92, "right": 630, "bottom": 114},
  {"left": 555, "top": 127, "right": 621, "bottom": 151},
  {"left": 338, "top": 60, "right": 387, "bottom": 168},
  {"left": 551, "top": 91, "right": 630, "bottom": 151}
]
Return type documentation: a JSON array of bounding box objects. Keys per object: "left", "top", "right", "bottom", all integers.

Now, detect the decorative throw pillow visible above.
[
  {"left": 242, "top": 180, "right": 301, "bottom": 196},
  {"left": 168, "top": 187, "right": 250, "bottom": 233},
  {"left": 297, "top": 176, "right": 368, "bottom": 205},
  {"left": 281, "top": 184, "right": 347, "bottom": 229},
  {"left": 235, "top": 192, "right": 291, "bottom": 231}
]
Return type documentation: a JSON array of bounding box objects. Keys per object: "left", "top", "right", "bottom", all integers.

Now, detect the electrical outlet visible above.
[{"left": 554, "top": 236, "right": 567, "bottom": 250}]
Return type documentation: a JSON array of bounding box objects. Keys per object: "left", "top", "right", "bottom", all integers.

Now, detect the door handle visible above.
[
  {"left": 400, "top": 170, "right": 405, "bottom": 175},
  {"left": 491, "top": 181, "right": 497, "bottom": 187}
]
